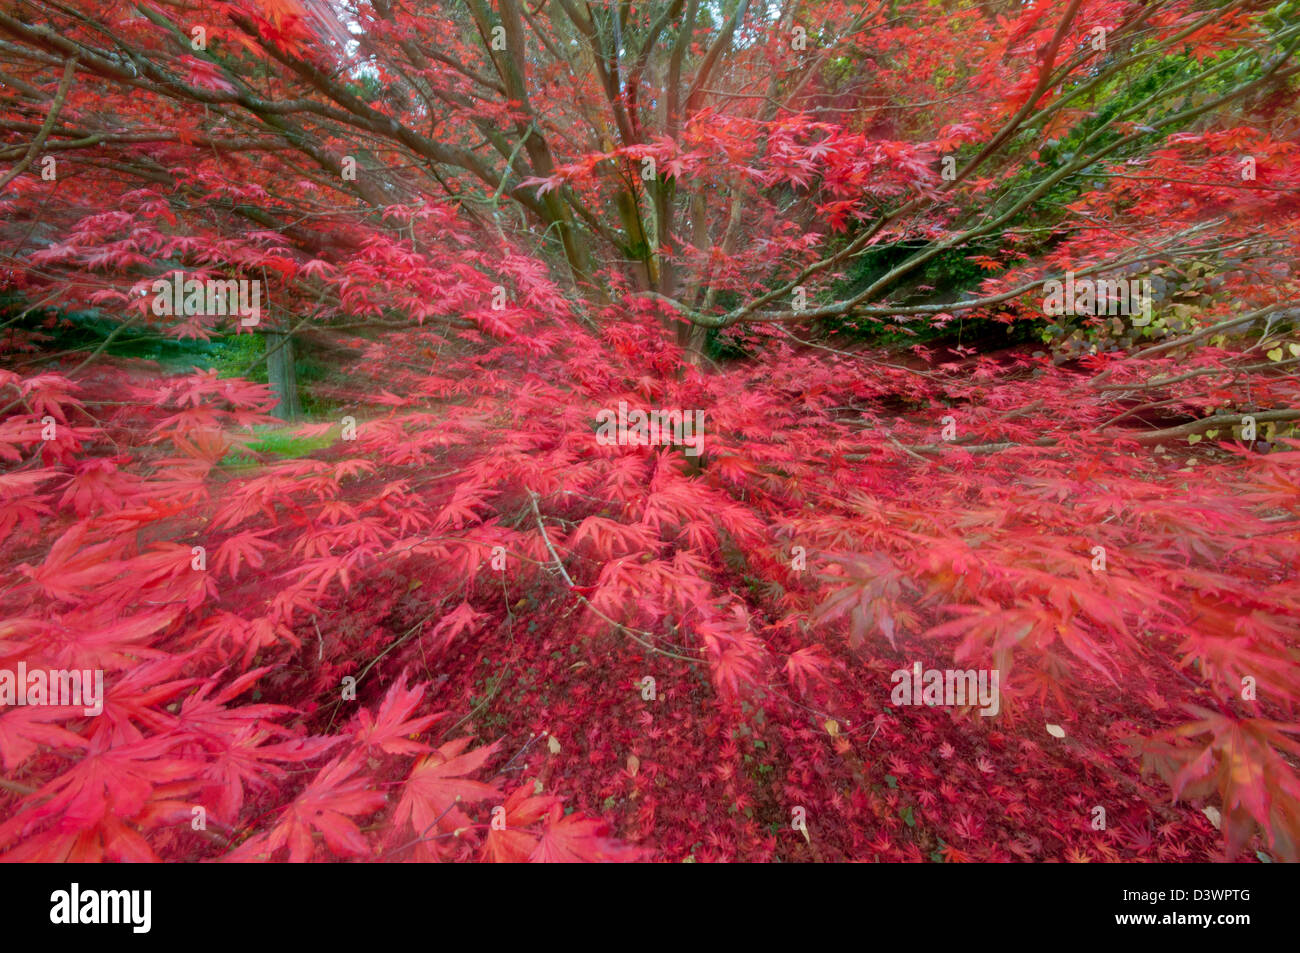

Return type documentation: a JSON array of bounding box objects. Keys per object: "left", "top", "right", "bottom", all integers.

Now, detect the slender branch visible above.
[
  {"left": 528, "top": 492, "right": 703, "bottom": 663},
  {"left": 0, "top": 56, "right": 75, "bottom": 192}
]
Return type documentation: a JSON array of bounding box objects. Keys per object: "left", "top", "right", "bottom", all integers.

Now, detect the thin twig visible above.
[{"left": 528, "top": 492, "right": 703, "bottom": 663}]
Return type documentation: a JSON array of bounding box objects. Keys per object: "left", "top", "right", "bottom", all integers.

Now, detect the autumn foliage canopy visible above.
[{"left": 1, "top": 0, "right": 1299, "bottom": 863}]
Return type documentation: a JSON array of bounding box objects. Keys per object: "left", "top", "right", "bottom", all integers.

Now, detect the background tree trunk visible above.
[{"left": 265, "top": 330, "right": 303, "bottom": 421}]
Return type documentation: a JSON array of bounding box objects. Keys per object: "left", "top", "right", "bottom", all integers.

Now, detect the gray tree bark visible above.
[{"left": 264, "top": 330, "right": 302, "bottom": 421}]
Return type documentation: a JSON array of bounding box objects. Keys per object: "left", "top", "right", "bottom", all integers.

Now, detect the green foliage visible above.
[
  {"left": 4, "top": 304, "right": 218, "bottom": 368},
  {"left": 210, "top": 331, "right": 266, "bottom": 382}
]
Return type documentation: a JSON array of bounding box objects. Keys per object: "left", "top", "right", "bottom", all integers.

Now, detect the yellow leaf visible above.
[
  {"left": 1202, "top": 805, "right": 1222, "bottom": 830},
  {"left": 1205, "top": 429, "right": 1218, "bottom": 439},
  {"left": 1267, "top": 347, "right": 1283, "bottom": 362},
  {"left": 1187, "top": 433, "right": 1202, "bottom": 444},
  {"left": 626, "top": 754, "right": 640, "bottom": 776},
  {"left": 824, "top": 719, "right": 840, "bottom": 737},
  {"left": 1046, "top": 723, "right": 1066, "bottom": 738},
  {"left": 1290, "top": 343, "right": 1300, "bottom": 358},
  {"left": 547, "top": 735, "right": 561, "bottom": 754}
]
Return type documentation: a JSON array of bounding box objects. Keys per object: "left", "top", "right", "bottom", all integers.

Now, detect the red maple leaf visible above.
[{"left": 529, "top": 804, "right": 645, "bottom": 863}]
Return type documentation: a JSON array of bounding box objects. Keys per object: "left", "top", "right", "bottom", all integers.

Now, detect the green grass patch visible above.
[{"left": 219, "top": 424, "right": 335, "bottom": 468}]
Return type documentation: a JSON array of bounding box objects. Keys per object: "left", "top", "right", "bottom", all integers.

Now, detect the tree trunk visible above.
[
  {"left": 682, "top": 322, "right": 710, "bottom": 367},
  {"left": 265, "top": 330, "right": 302, "bottom": 421}
]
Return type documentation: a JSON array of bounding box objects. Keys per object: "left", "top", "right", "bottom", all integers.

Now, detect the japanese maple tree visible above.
[{"left": 0, "top": 0, "right": 1298, "bottom": 863}]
